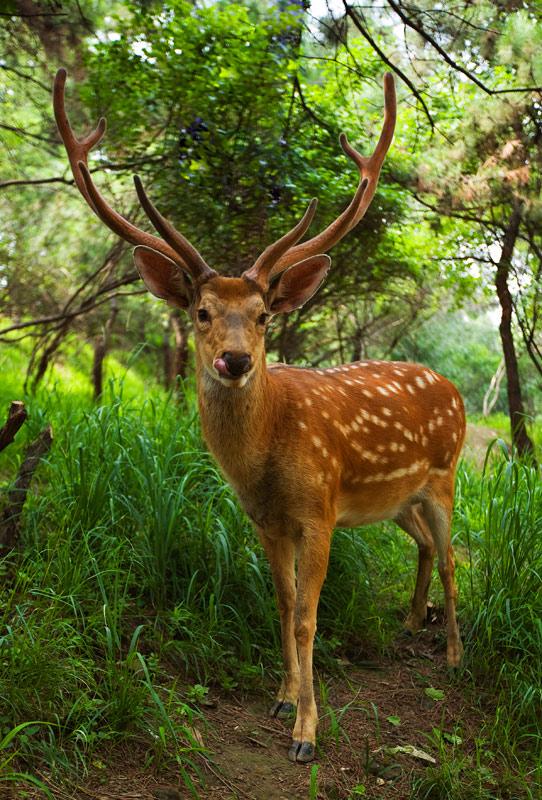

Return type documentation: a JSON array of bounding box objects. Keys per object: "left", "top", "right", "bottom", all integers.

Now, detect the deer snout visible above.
[{"left": 214, "top": 351, "right": 252, "bottom": 379}]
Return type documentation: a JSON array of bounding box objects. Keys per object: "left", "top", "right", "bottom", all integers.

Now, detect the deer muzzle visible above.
[{"left": 214, "top": 351, "right": 252, "bottom": 379}]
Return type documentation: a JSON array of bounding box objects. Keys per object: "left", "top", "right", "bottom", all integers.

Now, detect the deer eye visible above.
[
  {"left": 257, "top": 313, "right": 269, "bottom": 326},
  {"left": 197, "top": 308, "right": 211, "bottom": 323}
]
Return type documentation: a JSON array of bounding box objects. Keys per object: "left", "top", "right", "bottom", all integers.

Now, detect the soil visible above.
[
  {"left": 18, "top": 620, "right": 488, "bottom": 800},
  {"left": 463, "top": 422, "right": 504, "bottom": 468}
]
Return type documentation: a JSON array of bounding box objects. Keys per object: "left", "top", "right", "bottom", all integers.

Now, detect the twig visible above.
[
  {"left": 385, "top": 0, "right": 541, "bottom": 96},
  {"left": 203, "top": 759, "right": 252, "bottom": 800},
  {"left": 0, "top": 64, "right": 50, "bottom": 92},
  {"left": 342, "top": 1, "right": 435, "bottom": 130}
]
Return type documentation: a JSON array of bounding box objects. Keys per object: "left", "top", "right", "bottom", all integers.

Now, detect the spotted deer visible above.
[{"left": 54, "top": 69, "right": 466, "bottom": 763}]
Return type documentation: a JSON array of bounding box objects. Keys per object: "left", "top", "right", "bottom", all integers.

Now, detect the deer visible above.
[{"left": 53, "top": 68, "right": 466, "bottom": 763}]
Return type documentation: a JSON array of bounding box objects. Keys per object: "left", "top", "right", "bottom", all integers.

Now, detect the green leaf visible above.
[
  {"left": 386, "top": 715, "right": 401, "bottom": 726},
  {"left": 424, "top": 687, "right": 445, "bottom": 701}
]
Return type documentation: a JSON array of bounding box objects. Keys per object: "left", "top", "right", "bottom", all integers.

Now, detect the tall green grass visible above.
[
  {"left": 0, "top": 357, "right": 540, "bottom": 793},
  {"left": 457, "top": 450, "right": 542, "bottom": 752}
]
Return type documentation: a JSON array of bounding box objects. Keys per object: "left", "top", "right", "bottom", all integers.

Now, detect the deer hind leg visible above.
[
  {"left": 422, "top": 480, "right": 463, "bottom": 667},
  {"left": 395, "top": 503, "right": 436, "bottom": 634},
  {"left": 288, "top": 525, "right": 332, "bottom": 763},
  {"left": 258, "top": 531, "right": 300, "bottom": 719}
]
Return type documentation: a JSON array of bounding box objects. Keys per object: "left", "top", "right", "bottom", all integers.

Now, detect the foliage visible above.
[{"left": 1, "top": 2, "right": 542, "bottom": 797}]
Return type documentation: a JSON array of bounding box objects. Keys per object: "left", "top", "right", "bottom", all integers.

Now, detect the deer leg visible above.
[
  {"left": 422, "top": 483, "right": 463, "bottom": 667},
  {"left": 258, "top": 531, "right": 299, "bottom": 719},
  {"left": 395, "top": 504, "right": 436, "bottom": 633},
  {"left": 288, "top": 526, "right": 331, "bottom": 764}
]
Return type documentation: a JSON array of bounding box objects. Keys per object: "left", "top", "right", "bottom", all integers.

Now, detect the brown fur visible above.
[{"left": 190, "top": 281, "right": 466, "bottom": 760}]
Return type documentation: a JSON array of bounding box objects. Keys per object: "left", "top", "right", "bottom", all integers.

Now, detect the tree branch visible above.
[
  {"left": 0, "top": 402, "right": 27, "bottom": 453},
  {"left": 0, "top": 64, "right": 50, "bottom": 92},
  {"left": 342, "top": 0, "right": 435, "bottom": 130},
  {"left": 386, "top": 0, "right": 541, "bottom": 95}
]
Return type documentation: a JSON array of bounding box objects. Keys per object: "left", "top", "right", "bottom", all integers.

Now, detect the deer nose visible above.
[{"left": 222, "top": 351, "right": 252, "bottom": 377}]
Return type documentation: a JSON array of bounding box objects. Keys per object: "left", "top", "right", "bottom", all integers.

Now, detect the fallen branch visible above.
[
  {"left": 0, "top": 424, "right": 53, "bottom": 551},
  {"left": 0, "top": 401, "right": 27, "bottom": 453}
]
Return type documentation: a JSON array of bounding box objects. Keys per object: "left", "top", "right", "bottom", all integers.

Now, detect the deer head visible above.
[{"left": 53, "top": 69, "right": 396, "bottom": 388}]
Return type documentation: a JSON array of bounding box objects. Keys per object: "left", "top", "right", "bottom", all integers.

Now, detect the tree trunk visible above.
[
  {"left": 494, "top": 204, "right": 535, "bottom": 457},
  {"left": 26, "top": 320, "right": 70, "bottom": 393},
  {"left": 165, "top": 310, "right": 189, "bottom": 390},
  {"left": 92, "top": 299, "right": 118, "bottom": 401},
  {"left": 163, "top": 328, "right": 173, "bottom": 390}
]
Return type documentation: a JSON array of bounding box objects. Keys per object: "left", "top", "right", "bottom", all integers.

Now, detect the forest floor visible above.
[
  {"left": 19, "top": 620, "right": 489, "bottom": 800},
  {"left": 6, "top": 425, "right": 502, "bottom": 800}
]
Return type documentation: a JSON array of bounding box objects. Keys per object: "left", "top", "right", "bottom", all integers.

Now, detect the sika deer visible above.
[{"left": 54, "top": 69, "right": 466, "bottom": 763}]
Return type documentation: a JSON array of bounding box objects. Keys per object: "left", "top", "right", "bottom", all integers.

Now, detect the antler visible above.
[
  {"left": 242, "top": 198, "right": 318, "bottom": 289},
  {"left": 53, "top": 68, "right": 214, "bottom": 280},
  {"left": 270, "top": 73, "right": 396, "bottom": 275}
]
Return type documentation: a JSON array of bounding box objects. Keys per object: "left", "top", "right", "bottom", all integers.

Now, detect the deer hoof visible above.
[
  {"left": 288, "top": 740, "right": 315, "bottom": 763},
  {"left": 269, "top": 700, "right": 295, "bottom": 719}
]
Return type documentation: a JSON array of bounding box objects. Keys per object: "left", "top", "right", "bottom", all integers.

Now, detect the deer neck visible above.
[{"left": 196, "top": 353, "right": 275, "bottom": 486}]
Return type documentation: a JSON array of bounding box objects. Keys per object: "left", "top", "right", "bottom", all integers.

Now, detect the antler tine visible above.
[
  {"left": 133, "top": 175, "right": 216, "bottom": 281},
  {"left": 53, "top": 68, "right": 106, "bottom": 212},
  {"left": 243, "top": 198, "right": 318, "bottom": 289},
  {"left": 53, "top": 69, "right": 196, "bottom": 273},
  {"left": 271, "top": 73, "right": 396, "bottom": 274}
]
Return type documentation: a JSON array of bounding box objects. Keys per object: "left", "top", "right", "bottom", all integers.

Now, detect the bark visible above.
[
  {"left": 483, "top": 360, "right": 505, "bottom": 417},
  {"left": 494, "top": 205, "right": 535, "bottom": 457},
  {"left": 163, "top": 310, "right": 189, "bottom": 390},
  {"left": 92, "top": 298, "right": 118, "bottom": 401},
  {"left": 163, "top": 330, "right": 173, "bottom": 390},
  {"left": 0, "top": 425, "right": 53, "bottom": 551},
  {"left": 170, "top": 310, "right": 189, "bottom": 382},
  {"left": 27, "top": 320, "right": 71, "bottom": 393},
  {"left": 0, "top": 402, "right": 27, "bottom": 453}
]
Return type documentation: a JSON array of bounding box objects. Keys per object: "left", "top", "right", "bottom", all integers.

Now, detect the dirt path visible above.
[{"left": 35, "top": 622, "right": 484, "bottom": 800}]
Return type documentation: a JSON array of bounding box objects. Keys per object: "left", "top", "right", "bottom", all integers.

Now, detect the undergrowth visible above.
[{"left": 0, "top": 361, "right": 540, "bottom": 797}]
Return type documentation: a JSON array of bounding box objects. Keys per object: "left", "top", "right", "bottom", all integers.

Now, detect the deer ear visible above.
[
  {"left": 267, "top": 255, "right": 331, "bottom": 314},
  {"left": 133, "top": 245, "right": 193, "bottom": 309}
]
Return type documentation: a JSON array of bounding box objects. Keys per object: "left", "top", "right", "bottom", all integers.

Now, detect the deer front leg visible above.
[
  {"left": 258, "top": 530, "right": 299, "bottom": 719},
  {"left": 289, "top": 525, "right": 331, "bottom": 764}
]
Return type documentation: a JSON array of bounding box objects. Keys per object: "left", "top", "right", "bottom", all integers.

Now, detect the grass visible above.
[{"left": 0, "top": 341, "right": 541, "bottom": 797}]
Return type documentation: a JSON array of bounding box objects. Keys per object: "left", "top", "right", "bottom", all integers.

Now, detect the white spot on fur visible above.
[{"left": 298, "top": 421, "right": 307, "bottom": 430}]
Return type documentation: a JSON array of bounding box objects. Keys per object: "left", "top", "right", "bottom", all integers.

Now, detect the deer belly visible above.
[
  {"left": 335, "top": 470, "right": 428, "bottom": 527},
  {"left": 336, "top": 498, "right": 403, "bottom": 527}
]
